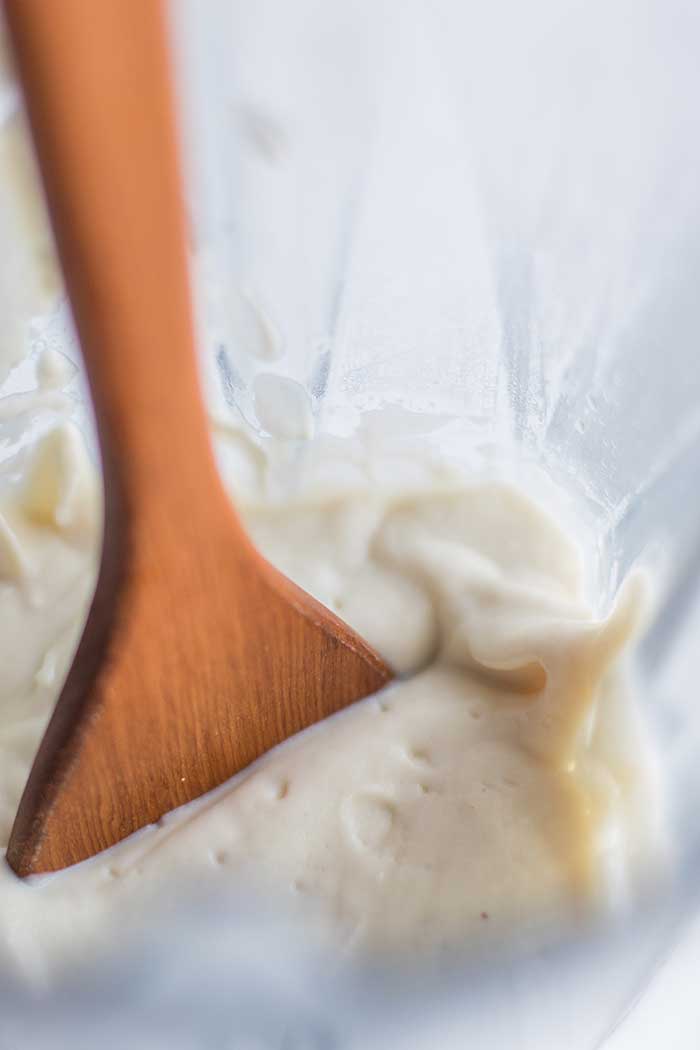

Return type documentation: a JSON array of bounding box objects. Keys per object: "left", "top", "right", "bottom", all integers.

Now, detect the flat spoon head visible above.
[
  {"left": 4, "top": 0, "right": 392, "bottom": 876},
  {"left": 8, "top": 502, "right": 392, "bottom": 875}
]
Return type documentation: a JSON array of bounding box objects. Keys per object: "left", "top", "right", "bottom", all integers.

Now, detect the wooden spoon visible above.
[{"left": 4, "top": 0, "right": 392, "bottom": 876}]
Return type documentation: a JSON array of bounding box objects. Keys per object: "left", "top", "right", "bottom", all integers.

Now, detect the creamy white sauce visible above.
[{"left": 0, "top": 359, "right": 664, "bottom": 977}]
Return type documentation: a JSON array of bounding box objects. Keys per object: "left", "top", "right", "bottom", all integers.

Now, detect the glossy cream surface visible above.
[{"left": 0, "top": 385, "right": 663, "bottom": 975}]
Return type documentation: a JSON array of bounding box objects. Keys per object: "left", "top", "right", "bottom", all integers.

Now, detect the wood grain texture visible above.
[{"left": 4, "top": 0, "right": 392, "bottom": 876}]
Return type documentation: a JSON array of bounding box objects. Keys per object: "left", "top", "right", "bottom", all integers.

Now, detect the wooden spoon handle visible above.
[{"left": 4, "top": 0, "right": 223, "bottom": 518}]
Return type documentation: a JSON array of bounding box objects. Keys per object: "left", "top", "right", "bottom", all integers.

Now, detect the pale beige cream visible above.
[{"left": 0, "top": 387, "right": 663, "bottom": 975}]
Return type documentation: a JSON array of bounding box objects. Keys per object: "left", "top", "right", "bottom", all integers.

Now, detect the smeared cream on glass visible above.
[
  {"left": 0, "top": 361, "right": 663, "bottom": 977},
  {"left": 0, "top": 53, "right": 664, "bottom": 978}
]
